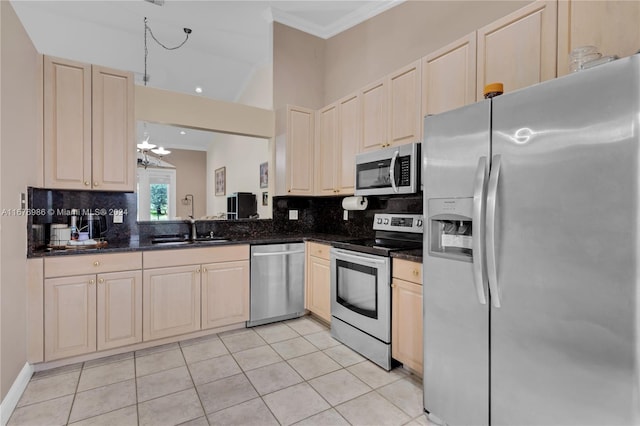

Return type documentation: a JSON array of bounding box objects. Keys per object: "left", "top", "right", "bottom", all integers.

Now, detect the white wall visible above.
[
  {"left": 206, "top": 62, "right": 273, "bottom": 219},
  {"left": 1, "top": 0, "right": 42, "bottom": 403}
]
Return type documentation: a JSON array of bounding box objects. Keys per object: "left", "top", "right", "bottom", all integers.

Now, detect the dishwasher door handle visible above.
[{"left": 252, "top": 250, "right": 305, "bottom": 257}]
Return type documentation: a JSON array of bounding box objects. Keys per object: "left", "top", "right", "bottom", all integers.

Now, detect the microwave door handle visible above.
[{"left": 389, "top": 150, "right": 399, "bottom": 193}]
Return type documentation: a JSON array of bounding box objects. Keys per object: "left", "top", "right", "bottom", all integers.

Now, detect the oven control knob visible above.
[
  {"left": 377, "top": 218, "right": 383, "bottom": 224},
  {"left": 383, "top": 218, "right": 390, "bottom": 225}
]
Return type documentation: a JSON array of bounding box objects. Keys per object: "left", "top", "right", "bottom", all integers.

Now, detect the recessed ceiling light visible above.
[
  {"left": 180, "top": 130, "right": 186, "bottom": 135},
  {"left": 195, "top": 86, "right": 203, "bottom": 94}
]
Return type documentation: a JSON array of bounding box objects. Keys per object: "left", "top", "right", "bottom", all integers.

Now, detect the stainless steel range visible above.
[{"left": 330, "top": 213, "right": 423, "bottom": 370}]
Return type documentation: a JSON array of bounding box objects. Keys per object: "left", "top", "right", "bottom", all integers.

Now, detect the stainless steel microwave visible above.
[{"left": 354, "top": 142, "right": 421, "bottom": 196}]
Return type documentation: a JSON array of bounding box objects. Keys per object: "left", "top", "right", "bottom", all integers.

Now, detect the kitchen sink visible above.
[{"left": 194, "top": 238, "right": 229, "bottom": 244}]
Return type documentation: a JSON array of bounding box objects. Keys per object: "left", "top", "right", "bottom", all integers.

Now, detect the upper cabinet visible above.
[
  {"left": 557, "top": 0, "right": 640, "bottom": 77},
  {"left": 284, "top": 105, "right": 315, "bottom": 195},
  {"left": 315, "top": 93, "right": 360, "bottom": 195},
  {"left": 44, "top": 56, "right": 135, "bottom": 191},
  {"left": 361, "top": 60, "right": 422, "bottom": 152},
  {"left": 476, "top": 0, "right": 557, "bottom": 99},
  {"left": 422, "top": 33, "right": 477, "bottom": 116},
  {"left": 388, "top": 60, "right": 422, "bottom": 147}
]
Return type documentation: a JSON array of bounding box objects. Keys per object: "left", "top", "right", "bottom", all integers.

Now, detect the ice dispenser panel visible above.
[{"left": 428, "top": 198, "right": 473, "bottom": 262}]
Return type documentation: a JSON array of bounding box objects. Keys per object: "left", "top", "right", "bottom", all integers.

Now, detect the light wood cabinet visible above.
[
  {"left": 476, "top": 0, "right": 557, "bottom": 99},
  {"left": 45, "top": 274, "right": 97, "bottom": 361},
  {"left": 315, "top": 93, "right": 360, "bottom": 195},
  {"left": 422, "top": 32, "right": 477, "bottom": 116},
  {"left": 360, "top": 61, "right": 421, "bottom": 153},
  {"left": 315, "top": 104, "right": 339, "bottom": 195},
  {"left": 44, "top": 56, "right": 135, "bottom": 191},
  {"left": 388, "top": 60, "right": 422, "bottom": 146},
  {"left": 143, "top": 245, "right": 250, "bottom": 341},
  {"left": 360, "top": 78, "right": 388, "bottom": 152},
  {"left": 143, "top": 265, "right": 201, "bottom": 341},
  {"left": 557, "top": 0, "right": 640, "bottom": 77},
  {"left": 43, "top": 253, "right": 143, "bottom": 361},
  {"left": 305, "top": 242, "right": 331, "bottom": 323},
  {"left": 201, "top": 260, "right": 250, "bottom": 329},
  {"left": 391, "top": 258, "right": 423, "bottom": 375},
  {"left": 285, "top": 105, "right": 315, "bottom": 195}
]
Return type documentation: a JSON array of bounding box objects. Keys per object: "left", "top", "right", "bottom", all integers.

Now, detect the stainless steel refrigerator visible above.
[{"left": 423, "top": 54, "right": 640, "bottom": 426}]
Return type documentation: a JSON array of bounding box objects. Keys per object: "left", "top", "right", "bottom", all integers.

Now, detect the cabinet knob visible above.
[
  {"left": 84, "top": 181, "right": 90, "bottom": 186},
  {"left": 89, "top": 279, "right": 95, "bottom": 285},
  {"left": 413, "top": 269, "right": 419, "bottom": 276},
  {"left": 98, "top": 278, "right": 104, "bottom": 284},
  {"left": 202, "top": 267, "right": 207, "bottom": 273},
  {"left": 288, "top": 189, "right": 291, "bottom": 193},
  {"left": 93, "top": 181, "right": 99, "bottom": 187},
  {"left": 196, "top": 268, "right": 201, "bottom": 273},
  {"left": 93, "top": 261, "right": 100, "bottom": 267}
]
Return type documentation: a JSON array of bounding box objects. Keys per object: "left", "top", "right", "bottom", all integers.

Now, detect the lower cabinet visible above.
[
  {"left": 44, "top": 269, "right": 142, "bottom": 361},
  {"left": 305, "top": 242, "right": 331, "bottom": 323},
  {"left": 391, "top": 258, "right": 423, "bottom": 375},
  {"left": 201, "top": 260, "right": 250, "bottom": 330},
  {"left": 143, "top": 265, "right": 202, "bottom": 341},
  {"left": 142, "top": 245, "right": 251, "bottom": 342}
]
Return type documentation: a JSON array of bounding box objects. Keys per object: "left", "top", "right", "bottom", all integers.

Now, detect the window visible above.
[{"left": 137, "top": 168, "right": 177, "bottom": 221}]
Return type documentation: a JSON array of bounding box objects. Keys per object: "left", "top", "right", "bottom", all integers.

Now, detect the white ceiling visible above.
[{"left": 11, "top": 0, "right": 402, "bottom": 151}]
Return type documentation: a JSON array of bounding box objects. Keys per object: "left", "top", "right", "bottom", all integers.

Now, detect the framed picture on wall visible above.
[
  {"left": 262, "top": 191, "right": 268, "bottom": 206},
  {"left": 260, "top": 162, "right": 268, "bottom": 188},
  {"left": 215, "top": 167, "right": 226, "bottom": 196}
]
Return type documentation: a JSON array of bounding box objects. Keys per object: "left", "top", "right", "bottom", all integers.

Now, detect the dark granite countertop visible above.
[
  {"left": 28, "top": 233, "right": 355, "bottom": 258},
  {"left": 391, "top": 248, "right": 423, "bottom": 263}
]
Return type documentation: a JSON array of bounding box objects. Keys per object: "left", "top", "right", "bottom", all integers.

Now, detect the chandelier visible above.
[{"left": 137, "top": 125, "right": 171, "bottom": 169}]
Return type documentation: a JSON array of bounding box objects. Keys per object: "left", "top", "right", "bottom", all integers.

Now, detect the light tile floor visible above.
[{"left": 9, "top": 316, "right": 429, "bottom": 426}]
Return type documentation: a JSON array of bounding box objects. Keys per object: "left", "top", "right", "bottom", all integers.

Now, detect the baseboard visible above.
[{"left": 0, "top": 362, "right": 33, "bottom": 426}]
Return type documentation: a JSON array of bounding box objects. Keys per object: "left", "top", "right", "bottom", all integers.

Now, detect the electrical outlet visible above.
[
  {"left": 289, "top": 210, "right": 299, "bottom": 220},
  {"left": 113, "top": 209, "right": 124, "bottom": 224},
  {"left": 20, "top": 192, "right": 26, "bottom": 210},
  {"left": 343, "top": 210, "right": 349, "bottom": 221}
]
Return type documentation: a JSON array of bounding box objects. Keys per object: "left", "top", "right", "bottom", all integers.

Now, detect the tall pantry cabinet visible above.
[{"left": 44, "top": 56, "right": 135, "bottom": 191}]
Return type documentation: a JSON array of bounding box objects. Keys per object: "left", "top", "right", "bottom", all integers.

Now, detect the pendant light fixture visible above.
[{"left": 143, "top": 17, "right": 192, "bottom": 86}]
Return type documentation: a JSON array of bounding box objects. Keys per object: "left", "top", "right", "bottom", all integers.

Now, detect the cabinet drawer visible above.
[
  {"left": 392, "top": 258, "right": 422, "bottom": 284},
  {"left": 45, "top": 252, "right": 142, "bottom": 278},
  {"left": 307, "top": 242, "right": 330, "bottom": 260},
  {"left": 143, "top": 245, "right": 250, "bottom": 269}
]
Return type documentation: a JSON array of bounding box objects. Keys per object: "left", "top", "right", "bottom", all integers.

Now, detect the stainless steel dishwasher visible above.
[{"left": 247, "top": 243, "right": 306, "bottom": 327}]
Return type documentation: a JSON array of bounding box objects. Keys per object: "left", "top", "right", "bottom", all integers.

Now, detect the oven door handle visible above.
[
  {"left": 333, "top": 249, "right": 387, "bottom": 265},
  {"left": 389, "top": 149, "right": 399, "bottom": 193}
]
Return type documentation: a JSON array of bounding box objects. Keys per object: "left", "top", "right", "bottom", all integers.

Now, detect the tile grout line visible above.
[
  {"left": 178, "top": 339, "right": 211, "bottom": 425},
  {"left": 64, "top": 362, "right": 84, "bottom": 425},
  {"left": 134, "top": 351, "right": 140, "bottom": 426}
]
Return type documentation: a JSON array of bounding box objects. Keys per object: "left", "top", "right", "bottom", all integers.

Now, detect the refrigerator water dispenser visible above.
[{"left": 428, "top": 198, "right": 473, "bottom": 261}]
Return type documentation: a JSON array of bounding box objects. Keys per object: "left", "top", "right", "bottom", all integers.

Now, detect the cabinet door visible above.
[
  {"left": 45, "top": 275, "right": 96, "bottom": 361},
  {"left": 43, "top": 56, "right": 92, "bottom": 190},
  {"left": 92, "top": 65, "right": 135, "bottom": 191},
  {"left": 360, "top": 78, "right": 388, "bottom": 152},
  {"left": 143, "top": 265, "right": 201, "bottom": 341},
  {"left": 307, "top": 255, "right": 331, "bottom": 323},
  {"left": 315, "top": 103, "right": 338, "bottom": 195},
  {"left": 557, "top": 0, "right": 640, "bottom": 77},
  {"left": 423, "top": 32, "right": 477, "bottom": 116},
  {"left": 337, "top": 94, "right": 360, "bottom": 194},
  {"left": 201, "top": 260, "right": 250, "bottom": 329},
  {"left": 477, "top": 0, "right": 557, "bottom": 99},
  {"left": 391, "top": 278, "right": 423, "bottom": 375},
  {"left": 388, "top": 60, "right": 422, "bottom": 146},
  {"left": 287, "top": 105, "right": 315, "bottom": 195},
  {"left": 97, "top": 270, "right": 142, "bottom": 350}
]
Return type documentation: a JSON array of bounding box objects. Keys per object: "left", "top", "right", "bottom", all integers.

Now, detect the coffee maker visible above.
[{"left": 79, "top": 212, "right": 107, "bottom": 240}]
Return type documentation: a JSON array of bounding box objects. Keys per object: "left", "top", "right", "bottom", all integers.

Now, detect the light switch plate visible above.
[
  {"left": 289, "top": 210, "right": 298, "bottom": 220},
  {"left": 113, "top": 209, "right": 124, "bottom": 224}
]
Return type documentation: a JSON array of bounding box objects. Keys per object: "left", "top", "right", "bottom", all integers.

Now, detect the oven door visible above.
[{"left": 330, "top": 247, "right": 391, "bottom": 342}]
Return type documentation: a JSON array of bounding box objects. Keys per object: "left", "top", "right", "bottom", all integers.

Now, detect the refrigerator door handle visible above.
[
  {"left": 486, "top": 154, "right": 502, "bottom": 308},
  {"left": 472, "top": 156, "right": 488, "bottom": 305},
  {"left": 390, "top": 149, "right": 399, "bottom": 193}
]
